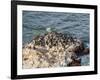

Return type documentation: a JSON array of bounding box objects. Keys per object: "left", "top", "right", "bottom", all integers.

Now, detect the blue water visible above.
[{"left": 22, "top": 11, "right": 90, "bottom": 66}]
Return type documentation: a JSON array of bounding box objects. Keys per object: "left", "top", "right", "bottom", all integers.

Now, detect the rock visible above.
[
  {"left": 83, "top": 48, "right": 89, "bottom": 54},
  {"left": 22, "top": 31, "right": 87, "bottom": 68},
  {"left": 67, "top": 58, "right": 81, "bottom": 66},
  {"left": 73, "top": 40, "right": 84, "bottom": 53}
]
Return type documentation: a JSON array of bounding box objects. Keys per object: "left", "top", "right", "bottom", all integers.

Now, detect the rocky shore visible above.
[{"left": 22, "top": 31, "right": 89, "bottom": 69}]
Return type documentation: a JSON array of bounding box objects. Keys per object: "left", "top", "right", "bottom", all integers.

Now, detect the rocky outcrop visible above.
[{"left": 22, "top": 31, "right": 89, "bottom": 69}]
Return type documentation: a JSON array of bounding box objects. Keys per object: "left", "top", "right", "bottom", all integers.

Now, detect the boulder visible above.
[{"left": 22, "top": 31, "right": 88, "bottom": 68}]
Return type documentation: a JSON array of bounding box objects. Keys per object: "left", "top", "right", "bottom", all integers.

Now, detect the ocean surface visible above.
[{"left": 22, "top": 11, "right": 90, "bottom": 66}]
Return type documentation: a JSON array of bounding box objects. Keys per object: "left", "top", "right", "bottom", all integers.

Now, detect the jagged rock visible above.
[{"left": 22, "top": 31, "right": 89, "bottom": 68}]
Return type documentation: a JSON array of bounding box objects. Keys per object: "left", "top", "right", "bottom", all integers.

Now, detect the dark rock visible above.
[
  {"left": 73, "top": 41, "right": 85, "bottom": 53},
  {"left": 67, "top": 58, "right": 81, "bottom": 66},
  {"left": 83, "top": 48, "right": 89, "bottom": 54}
]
